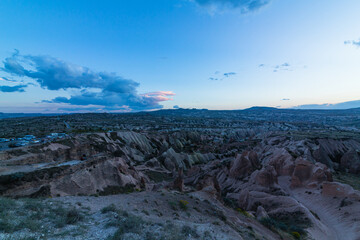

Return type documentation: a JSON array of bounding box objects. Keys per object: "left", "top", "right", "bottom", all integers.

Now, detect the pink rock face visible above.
[
  {"left": 250, "top": 165, "right": 278, "bottom": 188},
  {"left": 229, "top": 151, "right": 259, "bottom": 179},
  {"left": 310, "top": 162, "right": 332, "bottom": 183},
  {"left": 340, "top": 150, "right": 360, "bottom": 174},
  {"left": 290, "top": 158, "right": 313, "bottom": 187},
  {"left": 172, "top": 168, "right": 184, "bottom": 192},
  {"left": 256, "top": 206, "right": 269, "bottom": 220},
  {"left": 322, "top": 182, "right": 360, "bottom": 200},
  {"left": 196, "top": 175, "right": 221, "bottom": 198},
  {"left": 50, "top": 157, "right": 145, "bottom": 196},
  {"left": 267, "top": 148, "right": 295, "bottom": 176},
  {"left": 290, "top": 158, "right": 332, "bottom": 188}
]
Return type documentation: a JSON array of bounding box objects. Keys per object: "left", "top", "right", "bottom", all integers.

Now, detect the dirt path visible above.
[{"left": 278, "top": 177, "right": 360, "bottom": 240}]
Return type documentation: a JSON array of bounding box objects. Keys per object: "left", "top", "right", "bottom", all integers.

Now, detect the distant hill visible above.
[
  {"left": 0, "top": 113, "right": 61, "bottom": 119},
  {"left": 243, "top": 106, "right": 279, "bottom": 111}
]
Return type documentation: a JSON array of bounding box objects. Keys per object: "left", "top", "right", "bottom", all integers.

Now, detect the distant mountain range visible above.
[
  {"left": 0, "top": 113, "right": 61, "bottom": 119},
  {"left": 2, "top": 100, "right": 360, "bottom": 119},
  {"left": 293, "top": 100, "right": 360, "bottom": 110}
]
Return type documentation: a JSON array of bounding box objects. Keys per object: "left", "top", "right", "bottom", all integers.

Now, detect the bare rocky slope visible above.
[{"left": 1, "top": 130, "right": 360, "bottom": 239}]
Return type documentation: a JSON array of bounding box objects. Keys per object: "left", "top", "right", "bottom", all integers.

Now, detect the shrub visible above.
[
  {"left": 237, "top": 208, "right": 251, "bottom": 218},
  {"left": 181, "top": 225, "right": 199, "bottom": 238},
  {"left": 66, "top": 208, "right": 83, "bottom": 224},
  {"left": 291, "top": 231, "right": 301, "bottom": 239},
  {"left": 101, "top": 204, "right": 117, "bottom": 214},
  {"left": 109, "top": 215, "right": 144, "bottom": 239},
  {"left": 168, "top": 201, "right": 178, "bottom": 211},
  {"left": 179, "top": 200, "right": 189, "bottom": 210}
]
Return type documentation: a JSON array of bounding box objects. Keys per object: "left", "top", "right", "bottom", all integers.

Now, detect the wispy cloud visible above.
[
  {"left": 0, "top": 76, "right": 16, "bottom": 82},
  {"left": 281, "top": 98, "right": 290, "bottom": 101},
  {"left": 193, "top": 0, "right": 270, "bottom": 14},
  {"left": 273, "top": 62, "right": 291, "bottom": 72},
  {"left": 209, "top": 71, "right": 237, "bottom": 81},
  {"left": 344, "top": 39, "right": 360, "bottom": 47},
  {"left": 258, "top": 62, "right": 293, "bottom": 72},
  {"left": 1, "top": 51, "right": 174, "bottom": 111},
  {"left": 223, "top": 72, "right": 236, "bottom": 77}
]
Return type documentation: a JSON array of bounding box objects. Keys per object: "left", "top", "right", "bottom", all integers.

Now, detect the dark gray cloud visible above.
[
  {"left": 0, "top": 84, "right": 27, "bottom": 92},
  {"left": 2, "top": 53, "right": 139, "bottom": 92},
  {"left": 294, "top": 100, "right": 360, "bottom": 110},
  {"left": 344, "top": 39, "right": 360, "bottom": 47},
  {"left": 194, "top": 0, "right": 270, "bottom": 13},
  {"left": 1, "top": 51, "right": 174, "bottom": 111}
]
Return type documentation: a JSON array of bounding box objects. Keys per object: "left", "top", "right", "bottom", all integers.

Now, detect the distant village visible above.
[{"left": 0, "top": 133, "right": 68, "bottom": 150}]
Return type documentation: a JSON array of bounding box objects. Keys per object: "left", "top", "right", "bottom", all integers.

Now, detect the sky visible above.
[{"left": 1, "top": 0, "right": 360, "bottom": 113}]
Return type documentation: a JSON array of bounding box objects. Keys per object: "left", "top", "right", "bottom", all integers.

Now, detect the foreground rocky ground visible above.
[{"left": 1, "top": 111, "right": 360, "bottom": 239}]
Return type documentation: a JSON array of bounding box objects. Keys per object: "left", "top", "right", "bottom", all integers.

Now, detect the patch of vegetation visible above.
[
  {"left": 65, "top": 208, "right": 84, "bottom": 224},
  {"left": 99, "top": 185, "right": 136, "bottom": 196},
  {"left": 260, "top": 217, "right": 308, "bottom": 239},
  {"left": 181, "top": 225, "right": 200, "bottom": 238},
  {"left": 237, "top": 208, "right": 252, "bottom": 218},
  {"left": 109, "top": 215, "right": 145, "bottom": 239},
  {"left": 334, "top": 171, "right": 360, "bottom": 191},
  {"left": 168, "top": 200, "right": 178, "bottom": 211},
  {"left": 101, "top": 204, "right": 118, "bottom": 214},
  {"left": 145, "top": 170, "right": 172, "bottom": 183},
  {"left": 104, "top": 205, "right": 207, "bottom": 240},
  {"left": 179, "top": 200, "right": 189, "bottom": 210},
  {"left": 0, "top": 197, "right": 88, "bottom": 237}
]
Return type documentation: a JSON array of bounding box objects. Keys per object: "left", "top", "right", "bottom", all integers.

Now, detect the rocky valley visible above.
[{"left": 1, "top": 108, "right": 360, "bottom": 240}]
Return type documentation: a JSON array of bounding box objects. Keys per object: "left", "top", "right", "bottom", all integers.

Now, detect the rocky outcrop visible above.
[
  {"left": 322, "top": 182, "right": 360, "bottom": 200},
  {"left": 290, "top": 159, "right": 332, "bottom": 188},
  {"left": 229, "top": 151, "right": 259, "bottom": 179},
  {"left": 340, "top": 149, "right": 360, "bottom": 174},
  {"left": 0, "top": 157, "right": 146, "bottom": 197},
  {"left": 50, "top": 157, "right": 146, "bottom": 196}
]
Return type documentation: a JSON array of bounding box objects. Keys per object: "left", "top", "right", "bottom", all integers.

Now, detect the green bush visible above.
[
  {"left": 179, "top": 200, "right": 189, "bottom": 210},
  {"left": 291, "top": 231, "right": 301, "bottom": 239},
  {"left": 101, "top": 204, "right": 117, "bottom": 214}
]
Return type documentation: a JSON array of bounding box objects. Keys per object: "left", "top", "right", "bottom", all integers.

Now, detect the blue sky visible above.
[{"left": 1, "top": 0, "right": 360, "bottom": 112}]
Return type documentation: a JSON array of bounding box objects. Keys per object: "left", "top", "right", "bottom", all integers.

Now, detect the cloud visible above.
[
  {"left": 344, "top": 39, "right": 360, "bottom": 47},
  {"left": 173, "top": 105, "right": 180, "bottom": 109},
  {"left": 293, "top": 100, "right": 360, "bottom": 110},
  {"left": 274, "top": 62, "right": 290, "bottom": 72},
  {"left": 0, "top": 77, "right": 16, "bottom": 82},
  {"left": 281, "top": 98, "right": 290, "bottom": 101},
  {"left": 209, "top": 71, "right": 236, "bottom": 81},
  {"left": 259, "top": 62, "right": 292, "bottom": 72},
  {"left": 193, "top": 0, "right": 270, "bottom": 13},
  {"left": 223, "top": 72, "right": 236, "bottom": 77},
  {"left": 0, "top": 84, "right": 27, "bottom": 92},
  {"left": 1, "top": 51, "right": 174, "bottom": 111}
]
